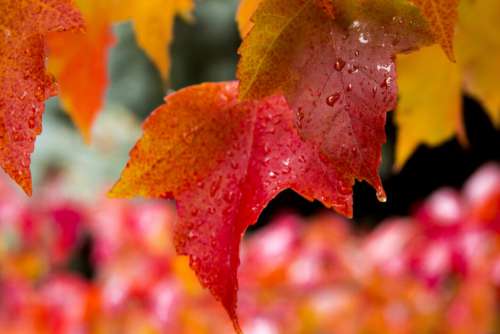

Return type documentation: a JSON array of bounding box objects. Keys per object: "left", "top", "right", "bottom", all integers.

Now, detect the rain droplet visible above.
[
  {"left": 380, "top": 77, "right": 392, "bottom": 89},
  {"left": 358, "top": 33, "right": 369, "bottom": 44},
  {"left": 326, "top": 93, "right": 340, "bottom": 107},
  {"left": 351, "top": 20, "right": 361, "bottom": 29},
  {"left": 296, "top": 107, "right": 304, "bottom": 128},
  {"left": 209, "top": 177, "right": 221, "bottom": 197},
  {"left": 334, "top": 58, "right": 346, "bottom": 71},
  {"left": 281, "top": 166, "right": 291, "bottom": 174},
  {"left": 223, "top": 191, "right": 235, "bottom": 203}
]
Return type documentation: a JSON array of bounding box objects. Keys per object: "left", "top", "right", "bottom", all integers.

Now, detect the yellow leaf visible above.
[
  {"left": 457, "top": 0, "right": 500, "bottom": 126},
  {"left": 112, "top": 0, "right": 194, "bottom": 79},
  {"left": 395, "top": 0, "right": 500, "bottom": 168},
  {"left": 237, "top": 0, "right": 263, "bottom": 37},
  {"left": 395, "top": 45, "right": 462, "bottom": 169}
]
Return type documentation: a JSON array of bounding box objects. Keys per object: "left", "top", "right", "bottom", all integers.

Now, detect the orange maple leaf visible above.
[
  {"left": 0, "top": 0, "right": 84, "bottom": 194},
  {"left": 47, "top": 0, "right": 114, "bottom": 143},
  {"left": 48, "top": 0, "right": 193, "bottom": 142},
  {"left": 410, "top": 0, "right": 459, "bottom": 61}
]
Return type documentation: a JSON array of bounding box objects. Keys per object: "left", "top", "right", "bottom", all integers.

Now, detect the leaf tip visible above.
[
  {"left": 22, "top": 183, "right": 33, "bottom": 197},
  {"left": 107, "top": 182, "right": 125, "bottom": 199},
  {"left": 377, "top": 189, "right": 387, "bottom": 203},
  {"left": 231, "top": 317, "right": 243, "bottom": 334},
  {"left": 79, "top": 127, "right": 92, "bottom": 145}
]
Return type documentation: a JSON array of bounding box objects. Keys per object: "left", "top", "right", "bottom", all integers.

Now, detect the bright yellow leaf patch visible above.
[
  {"left": 237, "top": 0, "right": 263, "bottom": 37},
  {"left": 395, "top": 45, "right": 462, "bottom": 169},
  {"left": 457, "top": 0, "right": 500, "bottom": 126},
  {"left": 396, "top": 0, "right": 500, "bottom": 168},
  {"left": 112, "top": 0, "right": 194, "bottom": 79}
]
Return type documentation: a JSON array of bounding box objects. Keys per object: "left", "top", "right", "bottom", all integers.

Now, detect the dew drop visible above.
[
  {"left": 281, "top": 166, "right": 291, "bottom": 174},
  {"left": 209, "top": 177, "right": 221, "bottom": 197},
  {"left": 296, "top": 107, "right": 304, "bottom": 128},
  {"left": 223, "top": 191, "right": 235, "bottom": 203},
  {"left": 334, "top": 58, "right": 346, "bottom": 71},
  {"left": 377, "top": 190, "right": 387, "bottom": 203},
  {"left": 326, "top": 93, "right": 340, "bottom": 107},
  {"left": 358, "top": 33, "right": 369, "bottom": 44},
  {"left": 380, "top": 77, "right": 392, "bottom": 89}
]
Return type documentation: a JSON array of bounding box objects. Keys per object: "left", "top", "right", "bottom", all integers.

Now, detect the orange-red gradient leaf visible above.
[
  {"left": 410, "top": 0, "right": 459, "bottom": 60},
  {"left": 110, "top": 82, "right": 355, "bottom": 330},
  {"left": 238, "top": 0, "right": 432, "bottom": 200},
  {"left": 48, "top": 0, "right": 114, "bottom": 143},
  {"left": 0, "top": 0, "right": 84, "bottom": 194}
]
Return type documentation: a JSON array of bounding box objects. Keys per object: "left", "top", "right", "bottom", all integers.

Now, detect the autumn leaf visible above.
[
  {"left": 0, "top": 0, "right": 84, "bottom": 195},
  {"left": 237, "top": 0, "right": 433, "bottom": 200},
  {"left": 394, "top": 0, "right": 500, "bottom": 168},
  {"left": 409, "top": 0, "right": 459, "bottom": 60},
  {"left": 237, "top": 0, "right": 333, "bottom": 37},
  {"left": 315, "top": 0, "right": 335, "bottom": 18},
  {"left": 110, "top": 81, "right": 356, "bottom": 330},
  {"left": 48, "top": 0, "right": 193, "bottom": 142},
  {"left": 395, "top": 45, "right": 463, "bottom": 169},
  {"left": 111, "top": 0, "right": 194, "bottom": 79},
  {"left": 236, "top": 0, "right": 262, "bottom": 37},
  {"left": 47, "top": 0, "right": 114, "bottom": 143},
  {"left": 457, "top": 0, "right": 500, "bottom": 126}
]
